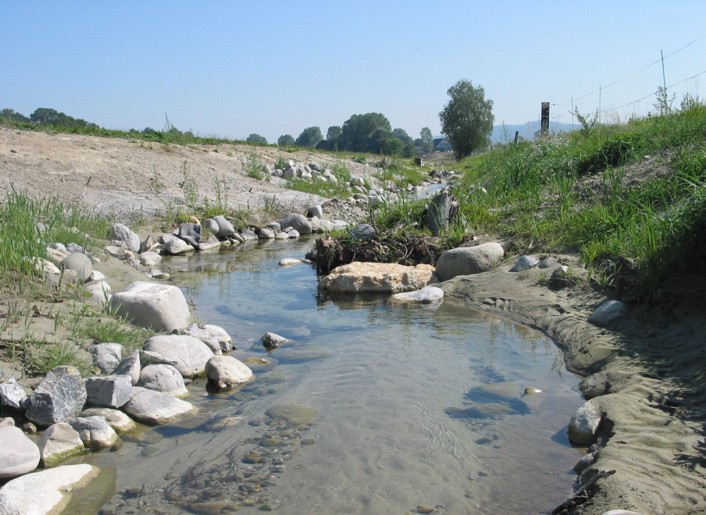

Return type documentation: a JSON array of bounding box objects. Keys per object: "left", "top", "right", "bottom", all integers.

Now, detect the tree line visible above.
[
  {"left": 270, "top": 79, "right": 494, "bottom": 160},
  {"left": 269, "top": 114, "right": 435, "bottom": 157},
  {"left": 2, "top": 80, "right": 495, "bottom": 161}
]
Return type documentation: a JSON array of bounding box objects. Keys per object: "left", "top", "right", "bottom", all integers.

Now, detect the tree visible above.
[
  {"left": 295, "top": 126, "right": 323, "bottom": 148},
  {"left": 326, "top": 125, "right": 342, "bottom": 142},
  {"left": 338, "top": 113, "right": 392, "bottom": 152},
  {"left": 0, "top": 108, "right": 29, "bottom": 123},
  {"left": 439, "top": 80, "right": 494, "bottom": 160},
  {"left": 391, "top": 128, "right": 413, "bottom": 146},
  {"left": 419, "top": 127, "right": 433, "bottom": 154},
  {"left": 246, "top": 133, "right": 267, "bottom": 144},
  {"left": 278, "top": 134, "right": 295, "bottom": 146}
]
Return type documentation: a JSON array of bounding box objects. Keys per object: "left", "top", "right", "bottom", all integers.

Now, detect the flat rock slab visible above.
[
  {"left": 320, "top": 261, "right": 436, "bottom": 293},
  {"left": 0, "top": 463, "right": 100, "bottom": 515},
  {"left": 123, "top": 387, "right": 195, "bottom": 425},
  {"left": 109, "top": 281, "right": 191, "bottom": 332}
]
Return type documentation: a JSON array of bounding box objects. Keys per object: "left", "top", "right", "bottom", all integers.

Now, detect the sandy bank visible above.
[{"left": 441, "top": 260, "right": 706, "bottom": 514}]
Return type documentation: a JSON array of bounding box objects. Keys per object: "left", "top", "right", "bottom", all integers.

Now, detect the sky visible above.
[{"left": 2, "top": 1, "right": 705, "bottom": 143}]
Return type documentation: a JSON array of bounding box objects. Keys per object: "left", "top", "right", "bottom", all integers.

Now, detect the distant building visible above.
[{"left": 433, "top": 137, "right": 452, "bottom": 152}]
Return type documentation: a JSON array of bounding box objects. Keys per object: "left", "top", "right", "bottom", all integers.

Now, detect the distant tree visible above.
[
  {"left": 295, "top": 126, "right": 323, "bottom": 148},
  {"left": 29, "top": 107, "right": 98, "bottom": 130},
  {"left": 278, "top": 134, "right": 295, "bottom": 146},
  {"left": 419, "top": 127, "right": 434, "bottom": 154},
  {"left": 0, "top": 108, "right": 29, "bottom": 123},
  {"left": 326, "top": 125, "right": 342, "bottom": 142},
  {"left": 381, "top": 137, "right": 404, "bottom": 156},
  {"left": 402, "top": 142, "right": 416, "bottom": 158},
  {"left": 246, "top": 133, "right": 268, "bottom": 144},
  {"left": 391, "top": 128, "right": 413, "bottom": 146},
  {"left": 439, "top": 80, "right": 494, "bottom": 160},
  {"left": 338, "top": 113, "right": 392, "bottom": 153},
  {"left": 324, "top": 125, "right": 342, "bottom": 150}
]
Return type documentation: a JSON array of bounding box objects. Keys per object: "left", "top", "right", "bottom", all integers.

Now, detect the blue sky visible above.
[{"left": 2, "top": 1, "right": 705, "bottom": 142}]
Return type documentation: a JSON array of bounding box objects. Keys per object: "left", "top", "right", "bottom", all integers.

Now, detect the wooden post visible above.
[
  {"left": 541, "top": 102, "right": 550, "bottom": 136},
  {"left": 514, "top": 131, "right": 519, "bottom": 144}
]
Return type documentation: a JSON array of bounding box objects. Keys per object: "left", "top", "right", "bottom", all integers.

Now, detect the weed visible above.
[{"left": 245, "top": 151, "right": 269, "bottom": 181}]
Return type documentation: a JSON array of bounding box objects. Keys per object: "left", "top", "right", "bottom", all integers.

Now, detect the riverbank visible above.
[
  {"left": 441, "top": 255, "right": 706, "bottom": 514},
  {"left": 0, "top": 127, "right": 704, "bottom": 513}
]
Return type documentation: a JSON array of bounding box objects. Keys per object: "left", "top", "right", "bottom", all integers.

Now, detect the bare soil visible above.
[{"left": 1, "top": 128, "right": 705, "bottom": 514}]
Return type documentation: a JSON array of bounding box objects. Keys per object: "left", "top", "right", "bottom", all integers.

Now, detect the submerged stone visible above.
[{"left": 265, "top": 404, "right": 317, "bottom": 427}]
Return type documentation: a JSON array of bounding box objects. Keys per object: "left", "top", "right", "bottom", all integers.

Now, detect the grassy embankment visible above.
[{"left": 323, "top": 102, "right": 706, "bottom": 305}]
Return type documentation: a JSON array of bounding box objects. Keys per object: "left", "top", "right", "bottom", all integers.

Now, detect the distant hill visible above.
[{"left": 491, "top": 121, "right": 579, "bottom": 143}]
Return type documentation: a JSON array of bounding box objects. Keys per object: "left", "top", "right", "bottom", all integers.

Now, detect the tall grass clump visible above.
[{"left": 0, "top": 189, "right": 113, "bottom": 292}]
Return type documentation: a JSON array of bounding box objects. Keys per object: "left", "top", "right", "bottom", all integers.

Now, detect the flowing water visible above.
[{"left": 83, "top": 239, "right": 582, "bottom": 514}]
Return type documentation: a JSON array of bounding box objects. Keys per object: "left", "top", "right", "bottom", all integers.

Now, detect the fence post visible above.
[{"left": 541, "top": 102, "right": 550, "bottom": 136}]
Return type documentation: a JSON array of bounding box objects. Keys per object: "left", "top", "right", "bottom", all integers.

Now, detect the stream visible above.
[{"left": 82, "top": 238, "right": 582, "bottom": 514}]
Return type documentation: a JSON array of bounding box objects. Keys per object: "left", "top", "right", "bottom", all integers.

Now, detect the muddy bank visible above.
[{"left": 441, "top": 260, "right": 706, "bottom": 514}]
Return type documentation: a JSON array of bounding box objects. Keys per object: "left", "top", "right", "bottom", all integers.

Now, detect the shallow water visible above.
[{"left": 87, "top": 239, "right": 582, "bottom": 514}]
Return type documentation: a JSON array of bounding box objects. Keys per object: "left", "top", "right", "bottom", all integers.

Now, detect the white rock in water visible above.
[
  {"left": 392, "top": 286, "right": 444, "bottom": 304},
  {"left": 143, "top": 334, "right": 214, "bottom": 378},
  {"left": 68, "top": 416, "right": 119, "bottom": 450},
  {"left": 123, "top": 387, "right": 195, "bottom": 425},
  {"left": 261, "top": 332, "right": 289, "bottom": 351},
  {"left": 80, "top": 407, "right": 136, "bottom": 434},
  {"left": 206, "top": 355, "right": 254, "bottom": 390},
  {"left": 0, "top": 464, "right": 101, "bottom": 514},
  {"left": 320, "top": 262, "right": 435, "bottom": 294}
]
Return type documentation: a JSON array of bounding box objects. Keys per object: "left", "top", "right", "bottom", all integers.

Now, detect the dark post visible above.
[
  {"left": 541, "top": 102, "right": 550, "bottom": 136},
  {"left": 514, "top": 131, "right": 519, "bottom": 144}
]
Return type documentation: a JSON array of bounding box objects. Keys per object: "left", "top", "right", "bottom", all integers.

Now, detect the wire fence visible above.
[{"left": 550, "top": 32, "right": 706, "bottom": 125}]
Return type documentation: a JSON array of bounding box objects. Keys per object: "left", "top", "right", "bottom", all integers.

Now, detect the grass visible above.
[
  {"left": 0, "top": 187, "right": 112, "bottom": 293},
  {"left": 446, "top": 99, "right": 706, "bottom": 303},
  {"left": 0, "top": 190, "right": 157, "bottom": 376}
]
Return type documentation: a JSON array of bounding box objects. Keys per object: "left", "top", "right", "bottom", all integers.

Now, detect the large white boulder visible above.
[
  {"left": 435, "top": 242, "right": 505, "bottom": 281},
  {"left": 109, "top": 281, "right": 191, "bottom": 332},
  {"left": 319, "top": 262, "right": 436, "bottom": 293}
]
